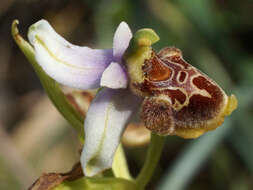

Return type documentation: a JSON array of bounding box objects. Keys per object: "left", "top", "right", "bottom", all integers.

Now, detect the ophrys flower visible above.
[{"left": 22, "top": 19, "right": 237, "bottom": 177}]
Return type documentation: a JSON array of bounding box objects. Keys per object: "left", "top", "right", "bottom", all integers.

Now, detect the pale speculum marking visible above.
[{"left": 141, "top": 48, "right": 213, "bottom": 110}]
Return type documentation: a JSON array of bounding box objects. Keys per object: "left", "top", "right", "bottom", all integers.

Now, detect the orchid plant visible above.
[{"left": 12, "top": 19, "right": 237, "bottom": 190}]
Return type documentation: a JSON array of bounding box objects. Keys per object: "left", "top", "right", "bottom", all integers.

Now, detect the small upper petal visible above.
[
  {"left": 28, "top": 19, "right": 113, "bottom": 90},
  {"left": 100, "top": 62, "right": 128, "bottom": 89},
  {"left": 81, "top": 88, "right": 142, "bottom": 176},
  {"left": 113, "top": 22, "right": 132, "bottom": 62}
]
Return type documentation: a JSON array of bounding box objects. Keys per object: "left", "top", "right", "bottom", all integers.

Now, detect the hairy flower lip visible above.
[{"left": 127, "top": 47, "right": 238, "bottom": 139}]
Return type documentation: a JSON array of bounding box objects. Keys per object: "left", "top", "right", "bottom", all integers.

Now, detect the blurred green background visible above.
[{"left": 1, "top": 0, "right": 253, "bottom": 189}]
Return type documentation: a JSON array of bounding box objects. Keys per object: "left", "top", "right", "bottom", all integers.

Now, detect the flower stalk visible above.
[{"left": 135, "top": 133, "right": 166, "bottom": 189}]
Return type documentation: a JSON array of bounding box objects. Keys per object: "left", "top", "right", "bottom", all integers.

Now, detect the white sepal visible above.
[
  {"left": 28, "top": 19, "right": 113, "bottom": 89},
  {"left": 81, "top": 88, "right": 141, "bottom": 176}
]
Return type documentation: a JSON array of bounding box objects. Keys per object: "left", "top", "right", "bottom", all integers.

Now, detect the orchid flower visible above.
[
  {"left": 27, "top": 20, "right": 142, "bottom": 176},
  {"left": 25, "top": 19, "right": 238, "bottom": 179}
]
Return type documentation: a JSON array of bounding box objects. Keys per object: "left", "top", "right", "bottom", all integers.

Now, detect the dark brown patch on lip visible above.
[
  {"left": 173, "top": 76, "right": 224, "bottom": 127},
  {"left": 192, "top": 75, "right": 221, "bottom": 100},
  {"left": 143, "top": 53, "right": 172, "bottom": 82},
  {"left": 174, "top": 94, "right": 216, "bottom": 124},
  {"left": 179, "top": 71, "right": 187, "bottom": 82},
  {"left": 153, "top": 89, "right": 186, "bottom": 105}
]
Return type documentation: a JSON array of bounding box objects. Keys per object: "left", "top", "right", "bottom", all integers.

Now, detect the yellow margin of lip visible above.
[{"left": 174, "top": 94, "right": 238, "bottom": 139}]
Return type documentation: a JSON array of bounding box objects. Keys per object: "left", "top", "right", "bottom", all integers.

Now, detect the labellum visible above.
[{"left": 127, "top": 47, "right": 237, "bottom": 139}]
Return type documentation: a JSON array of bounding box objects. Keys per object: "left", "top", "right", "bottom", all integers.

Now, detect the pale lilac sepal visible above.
[
  {"left": 28, "top": 19, "right": 113, "bottom": 90},
  {"left": 81, "top": 88, "right": 142, "bottom": 176},
  {"left": 113, "top": 22, "right": 132, "bottom": 62}
]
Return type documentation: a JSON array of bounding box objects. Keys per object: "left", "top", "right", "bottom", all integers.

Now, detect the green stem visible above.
[{"left": 136, "top": 133, "right": 166, "bottom": 189}]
